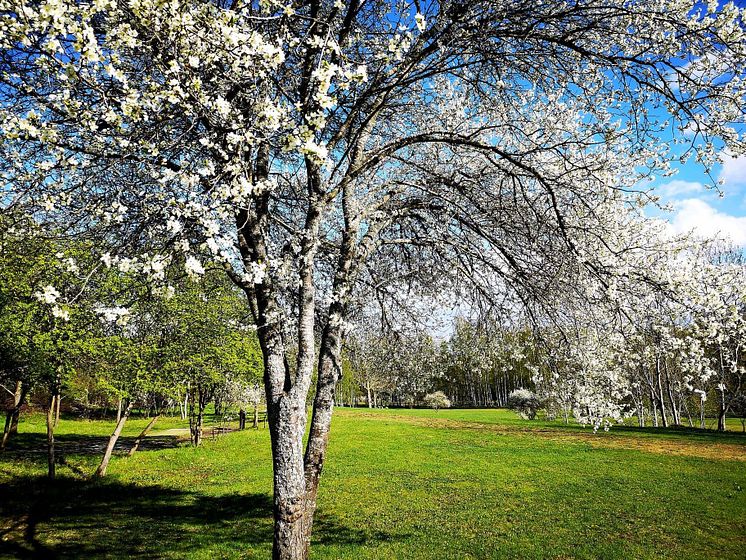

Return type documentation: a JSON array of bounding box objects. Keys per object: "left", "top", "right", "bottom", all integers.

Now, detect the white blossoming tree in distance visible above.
[
  {"left": 2, "top": 0, "right": 745, "bottom": 557},
  {"left": 424, "top": 391, "right": 451, "bottom": 411}
]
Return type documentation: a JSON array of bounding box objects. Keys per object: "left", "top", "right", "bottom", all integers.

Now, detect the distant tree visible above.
[
  {"left": 424, "top": 391, "right": 451, "bottom": 412},
  {"left": 508, "top": 389, "right": 541, "bottom": 420}
]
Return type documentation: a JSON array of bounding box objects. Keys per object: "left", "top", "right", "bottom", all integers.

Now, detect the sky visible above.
[
  {"left": 651, "top": 149, "right": 746, "bottom": 247},
  {"left": 650, "top": 0, "right": 746, "bottom": 246}
]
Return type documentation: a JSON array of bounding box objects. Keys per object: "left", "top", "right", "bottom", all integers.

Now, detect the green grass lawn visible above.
[{"left": 1, "top": 408, "right": 744, "bottom": 559}]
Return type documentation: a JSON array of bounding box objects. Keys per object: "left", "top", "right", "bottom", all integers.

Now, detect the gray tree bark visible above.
[
  {"left": 46, "top": 393, "right": 56, "bottom": 479},
  {"left": 128, "top": 414, "right": 159, "bottom": 456},
  {"left": 2, "top": 380, "right": 27, "bottom": 450},
  {"left": 54, "top": 393, "right": 62, "bottom": 427},
  {"left": 95, "top": 400, "right": 134, "bottom": 477},
  {"left": 655, "top": 357, "right": 669, "bottom": 428}
]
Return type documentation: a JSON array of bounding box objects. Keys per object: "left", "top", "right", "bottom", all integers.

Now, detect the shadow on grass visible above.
[
  {"left": 605, "top": 423, "right": 746, "bottom": 444},
  {"left": 0, "top": 476, "right": 397, "bottom": 559},
  {"left": 509, "top": 417, "right": 746, "bottom": 445},
  {"left": 2, "top": 432, "right": 183, "bottom": 460}
]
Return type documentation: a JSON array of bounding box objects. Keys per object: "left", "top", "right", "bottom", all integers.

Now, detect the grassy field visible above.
[{"left": 1, "top": 408, "right": 744, "bottom": 559}]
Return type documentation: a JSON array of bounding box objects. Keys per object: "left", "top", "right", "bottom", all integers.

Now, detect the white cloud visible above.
[
  {"left": 719, "top": 151, "right": 746, "bottom": 190},
  {"left": 655, "top": 180, "right": 704, "bottom": 199},
  {"left": 669, "top": 198, "right": 746, "bottom": 246}
]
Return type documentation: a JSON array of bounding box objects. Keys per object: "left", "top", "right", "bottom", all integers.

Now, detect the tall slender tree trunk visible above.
[
  {"left": 682, "top": 397, "right": 693, "bottom": 428},
  {"left": 662, "top": 363, "right": 679, "bottom": 425},
  {"left": 253, "top": 405, "right": 259, "bottom": 429},
  {"left": 181, "top": 389, "right": 188, "bottom": 420},
  {"left": 94, "top": 400, "right": 134, "bottom": 477},
  {"left": 699, "top": 397, "right": 706, "bottom": 430},
  {"left": 116, "top": 397, "right": 122, "bottom": 423},
  {"left": 195, "top": 405, "right": 203, "bottom": 446},
  {"left": 54, "top": 394, "right": 62, "bottom": 427},
  {"left": 46, "top": 394, "right": 56, "bottom": 479},
  {"left": 2, "top": 381, "right": 27, "bottom": 451},
  {"left": 717, "top": 384, "right": 727, "bottom": 432},
  {"left": 655, "top": 358, "right": 668, "bottom": 428},
  {"left": 128, "top": 414, "right": 159, "bottom": 456},
  {"left": 650, "top": 387, "right": 659, "bottom": 427}
]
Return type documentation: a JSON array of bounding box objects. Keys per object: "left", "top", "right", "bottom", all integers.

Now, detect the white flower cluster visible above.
[
  {"left": 98, "top": 305, "right": 131, "bottom": 326},
  {"left": 34, "top": 285, "right": 70, "bottom": 321}
]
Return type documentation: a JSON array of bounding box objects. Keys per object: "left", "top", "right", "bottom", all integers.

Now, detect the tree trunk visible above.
[
  {"left": 54, "top": 394, "right": 62, "bottom": 427},
  {"left": 366, "top": 384, "right": 372, "bottom": 408},
  {"left": 2, "top": 381, "right": 27, "bottom": 451},
  {"left": 655, "top": 357, "right": 669, "bottom": 428},
  {"left": 663, "top": 362, "right": 680, "bottom": 426},
  {"left": 717, "top": 384, "right": 727, "bottom": 432},
  {"left": 116, "top": 397, "right": 122, "bottom": 423},
  {"left": 300, "top": 320, "right": 344, "bottom": 554},
  {"left": 181, "top": 390, "right": 188, "bottom": 420},
  {"left": 717, "top": 406, "right": 727, "bottom": 432},
  {"left": 128, "top": 414, "right": 159, "bottom": 456},
  {"left": 682, "top": 397, "right": 693, "bottom": 428},
  {"left": 10, "top": 381, "right": 24, "bottom": 436},
  {"left": 94, "top": 400, "right": 134, "bottom": 477},
  {"left": 699, "top": 398, "right": 706, "bottom": 430},
  {"left": 270, "top": 400, "right": 308, "bottom": 560},
  {"left": 190, "top": 385, "right": 206, "bottom": 446},
  {"left": 253, "top": 405, "right": 259, "bottom": 429},
  {"left": 46, "top": 394, "right": 56, "bottom": 479}
]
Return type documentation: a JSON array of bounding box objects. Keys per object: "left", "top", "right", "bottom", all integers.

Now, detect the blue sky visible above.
[
  {"left": 653, "top": 0, "right": 746, "bottom": 246},
  {"left": 651, "top": 147, "right": 746, "bottom": 247}
]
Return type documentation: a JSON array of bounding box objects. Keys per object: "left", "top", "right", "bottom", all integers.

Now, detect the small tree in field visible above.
[
  {"left": 424, "top": 391, "right": 451, "bottom": 412},
  {"left": 508, "top": 389, "right": 541, "bottom": 420}
]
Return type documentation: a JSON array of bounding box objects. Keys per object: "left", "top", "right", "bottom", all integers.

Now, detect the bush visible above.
[
  {"left": 424, "top": 391, "right": 451, "bottom": 411},
  {"left": 507, "top": 388, "right": 540, "bottom": 420}
]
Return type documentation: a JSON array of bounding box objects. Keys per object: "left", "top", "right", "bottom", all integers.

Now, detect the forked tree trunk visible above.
[
  {"left": 128, "top": 414, "right": 159, "bottom": 456},
  {"left": 2, "top": 381, "right": 27, "bottom": 451},
  {"left": 258, "top": 308, "right": 343, "bottom": 560},
  {"left": 46, "top": 394, "right": 56, "bottom": 479},
  {"left": 94, "top": 400, "right": 134, "bottom": 477}
]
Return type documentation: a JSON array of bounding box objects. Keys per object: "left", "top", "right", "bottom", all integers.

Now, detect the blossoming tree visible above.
[{"left": 2, "top": 0, "right": 745, "bottom": 557}]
